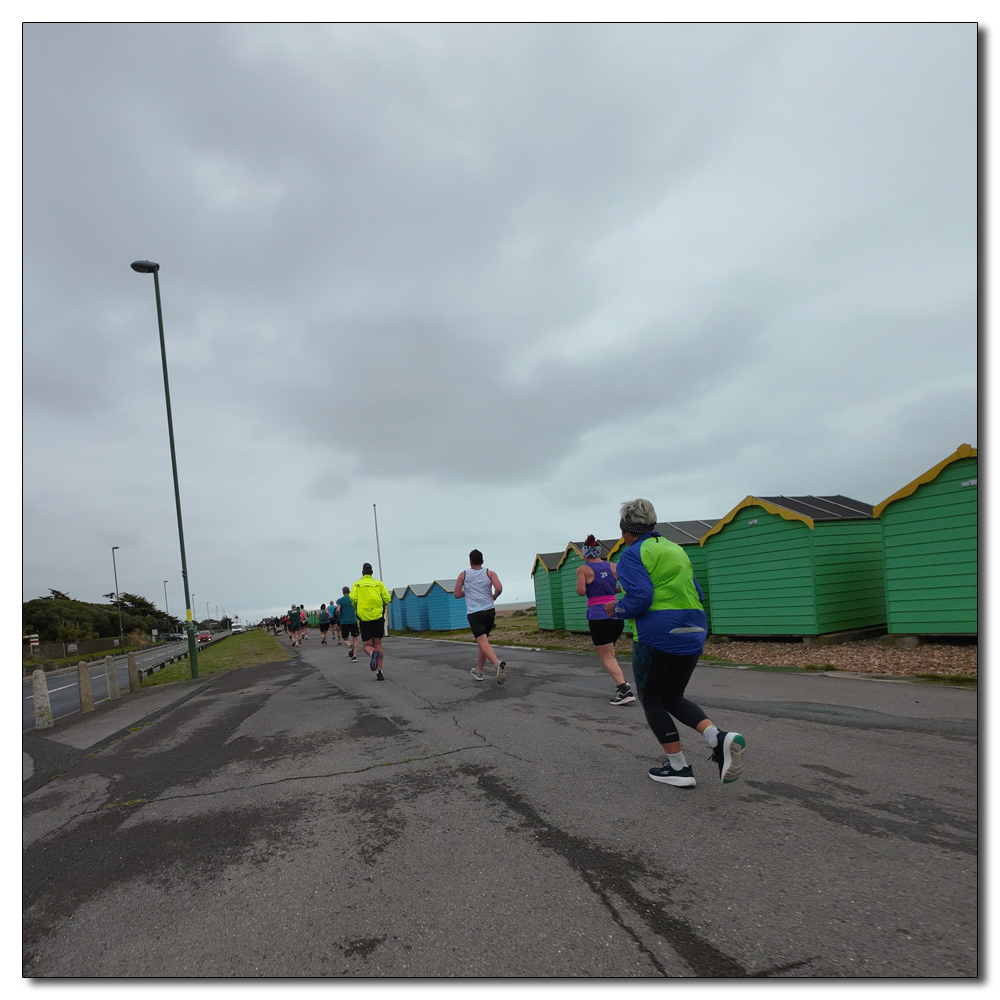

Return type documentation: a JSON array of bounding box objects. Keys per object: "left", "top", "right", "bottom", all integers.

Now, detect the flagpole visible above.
[
  {"left": 373, "top": 504, "right": 383, "bottom": 581},
  {"left": 373, "top": 504, "right": 385, "bottom": 635}
]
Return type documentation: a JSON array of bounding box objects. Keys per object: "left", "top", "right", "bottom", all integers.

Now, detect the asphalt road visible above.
[
  {"left": 22, "top": 635, "right": 229, "bottom": 730},
  {"left": 22, "top": 634, "right": 977, "bottom": 977}
]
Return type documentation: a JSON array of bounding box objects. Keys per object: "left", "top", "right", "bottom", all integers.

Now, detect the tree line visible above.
[{"left": 22, "top": 589, "right": 182, "bottom": 643}]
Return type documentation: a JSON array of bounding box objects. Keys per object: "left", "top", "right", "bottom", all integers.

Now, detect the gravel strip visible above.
[{"left": 703, "top": 638, "right": 977, "bottom": 679}]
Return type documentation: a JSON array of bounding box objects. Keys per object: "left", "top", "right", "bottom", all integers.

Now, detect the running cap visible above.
[
  {"left": 582, "top": 535, "right": 602, "bottom": 559},
  {"left": 619, "top": 498, "right": 656, "bottom": 537}
]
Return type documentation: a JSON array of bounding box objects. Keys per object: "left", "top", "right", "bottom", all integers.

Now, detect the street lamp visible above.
[
  {"left": 111, "top": 546, "right": 124, "bottom": 651},
  {"left": 163, "top": 580, "right": 169, "bottom": 616},
  {"left": 131, "top": 259, "right": 199, "bottom": 678}
]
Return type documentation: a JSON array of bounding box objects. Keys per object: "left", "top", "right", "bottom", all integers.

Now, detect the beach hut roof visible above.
[
  {"left": 392, "top": 587, "right": 407, "bottom": 600},
  {"left": 700, "top": 495, "right": 873, "bottom": 543},
  {"left": 406, "top": 582, "right": 434, "bottom": 597},
  {"left": 872, "top": 444, "right": 978, "bottom": 518},
  {"left": 531, "top": 551, "right": 564, "bottom": 574},
  {"left": 432, "top": 579, "right": 459, "bottom": 594}
]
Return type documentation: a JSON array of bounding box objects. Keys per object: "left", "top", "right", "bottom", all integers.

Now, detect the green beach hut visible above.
[
  {"left": 700, "top": 496, "right": 885, "bottom": 636},
  {"left": 872, "top": 444, "right": 978, "bottom": 635},
  {"left": 531, "top": 551, "right": 566, "bottom": 629}
]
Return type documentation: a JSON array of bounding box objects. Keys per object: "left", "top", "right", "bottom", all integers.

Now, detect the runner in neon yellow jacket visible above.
[
  {"left": 350, "top": 572, "right": 391, "bottom": 621},
  {"left": 350, "top": 565, "right": 392, "bottom": 680}
]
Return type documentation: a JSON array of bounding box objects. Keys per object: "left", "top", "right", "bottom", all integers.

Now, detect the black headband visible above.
[{"left": 620, "top": 517, "right": 655, "bottom": 536}]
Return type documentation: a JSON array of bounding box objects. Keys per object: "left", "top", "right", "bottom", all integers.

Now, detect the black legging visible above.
[{"left": 630, "top": 641, "right": 708, "bottom": 745}]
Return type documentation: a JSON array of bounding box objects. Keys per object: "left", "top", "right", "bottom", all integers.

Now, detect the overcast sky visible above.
[{"left": 22, "top": 22, "right": 976, "bottom": 621}]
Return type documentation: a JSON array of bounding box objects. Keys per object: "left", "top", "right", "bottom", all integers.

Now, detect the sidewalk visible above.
[{"left": 22, "top": 672, "right": 214, "bottom": 796}]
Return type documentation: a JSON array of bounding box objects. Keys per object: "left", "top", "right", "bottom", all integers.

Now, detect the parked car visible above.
[
  {"left": 164, "top": 632, "right": 186, "bottom": 642},
  {"left": 197, "top": 630, "right": 212, "bottom": 643}
]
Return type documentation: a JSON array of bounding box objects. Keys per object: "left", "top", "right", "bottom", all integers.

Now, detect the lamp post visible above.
[
  {"left": 131, "top": 259, "right": 198, "bottom": 677},
  {"left": 163, "top": 580, "right": 169, "bottom": 616},
  {"left": 111, "top": 546, "right": 124, "bottom": 651}
]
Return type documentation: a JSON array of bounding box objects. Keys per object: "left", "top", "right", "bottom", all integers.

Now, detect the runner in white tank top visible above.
[{"left": 454, "top": 548, "right": 506, "bottom": 685}]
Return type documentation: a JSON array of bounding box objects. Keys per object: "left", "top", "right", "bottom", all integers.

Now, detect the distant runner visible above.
[
  {"left": 300, "top": 605, "right": 309, "bottom": 641},
  {"left": 331, "top": 598, "right": 343, "bottom": 644},
  {"left": 350, "top": 564, "right": 391, "bottom": 680},
  {"left": 319, "top": 604, "right": 331, "bottom": 644},
  {"left": 575, "top": 534, "right": 635, "bottom": 706},
  {"left": 336, "top": 588, "right": 359, "bottom": 661},
  {"left": 287, "top": 604, "right": 303, "bottom": 647},
  {"left": 454, "top": 549, "right": 506, "bottom": 685},
  {"left": 608, "top": 499, "right": 745, "bottom": 788}
]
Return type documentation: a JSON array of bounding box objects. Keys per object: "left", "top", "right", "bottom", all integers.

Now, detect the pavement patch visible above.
[{"left": 458, "top": 762, "right": 772, "bottom": 977}]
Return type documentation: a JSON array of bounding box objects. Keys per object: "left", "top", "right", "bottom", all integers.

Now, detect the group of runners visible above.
[
  {"left": 281, "top": 564, "right": 391, "bottom": 679},
  {"left": 274, "top": 498, "right": 746, "bottom": 789}
]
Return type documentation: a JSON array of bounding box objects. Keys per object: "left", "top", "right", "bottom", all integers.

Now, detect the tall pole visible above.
[
  {"left": 373, "top": 503, "right": 385, "bottom": 636},
  {"left": 111, "top": 546, "right": 124, "bottom": 651},
  {"left": 136, "top": 262, "right": 198, "bottom": 677},
  {"left": 373, "top": 504, "right": 383, "bottom": 581},
  {"left": 163, "top": 580, "right": 169, "bottom": 616}
]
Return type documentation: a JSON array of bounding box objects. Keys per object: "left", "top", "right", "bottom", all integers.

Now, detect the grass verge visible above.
[
  {"left": 141, "top": 630, "right": 290, "bottom": 687},
  {"left": 913, "top": 673, "right": 977, "bottom": 689}
]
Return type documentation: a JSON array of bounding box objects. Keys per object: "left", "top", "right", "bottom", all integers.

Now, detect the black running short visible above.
[
  {"left": 320, "top": 622, "right": 329, "bottom": 633},
  {"left": 359, "top": 618, "right": 385, "bottom": 641},
  {"left": 341, "top": 623, "right": 359, "bottom": 637},
  {"left": 588, "top": 618, "right": 624, "bottom": 646},
  {"left": 467, "top": 609, "right": 496, "bottom": 637}
]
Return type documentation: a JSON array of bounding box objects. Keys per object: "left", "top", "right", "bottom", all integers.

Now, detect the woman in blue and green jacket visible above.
[{"left": 608, "top": 498, "right": 746, "bottom": 789}]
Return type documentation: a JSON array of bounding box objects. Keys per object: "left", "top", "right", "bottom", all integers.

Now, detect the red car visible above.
[{"left": 197, "top": 630, "right": 212, "bottom": 643}]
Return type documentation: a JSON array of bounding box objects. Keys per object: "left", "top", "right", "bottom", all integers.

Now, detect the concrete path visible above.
[{"left": 23, "top": 635, "right": 977, "bottom": 977}]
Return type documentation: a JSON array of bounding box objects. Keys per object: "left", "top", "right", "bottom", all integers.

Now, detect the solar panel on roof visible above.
[
  {"left": 758, "top": 495, "right": 872, "bottom": 520},
  {"left": 653, "top": 520, "right": 722, "bottom": 544}
]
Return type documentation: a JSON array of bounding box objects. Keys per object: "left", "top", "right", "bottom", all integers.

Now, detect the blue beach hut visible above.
[
  {"left": 426, "top": 580, "right": 468, "bottom": 630},
  {"left": 388, "top": 587, "right": 407, "bottom": 630},
  {"left": 403, "top": 583, "right": 433, "bottom": 631}
]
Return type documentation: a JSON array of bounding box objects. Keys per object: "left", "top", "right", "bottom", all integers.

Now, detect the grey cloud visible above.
[{"left": 22, "top": 23, "right": 976, "bottom": 614}]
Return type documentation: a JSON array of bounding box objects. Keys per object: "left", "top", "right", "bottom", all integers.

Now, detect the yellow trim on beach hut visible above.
[
  {"left": 700, "top": 497, "right": 814, "bottom": 544},
  {"left": 872, "top": 444, "right": 978, "bottom": 519}
]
